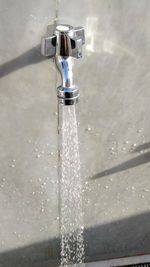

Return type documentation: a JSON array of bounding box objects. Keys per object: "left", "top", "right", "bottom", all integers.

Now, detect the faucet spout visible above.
[
  {"left": 41, "top": 24, "right": 85, "bottom": 105},
  {"left": 56, "top": 56, "right": 73, "bottom": 88},
  {"left": 56, "top": 56, "right": 79, "bottom": 105}
]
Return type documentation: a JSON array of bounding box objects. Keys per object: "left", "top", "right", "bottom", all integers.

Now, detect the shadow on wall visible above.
[
  {"left": 91, "top": 142, "right": 150, "bottom": 180},
  {"left": 0, "top": 45, "right": 46, "bottom": 78},
  {"left": 0, "top": 211, "right": 150, "bottom": 267}
]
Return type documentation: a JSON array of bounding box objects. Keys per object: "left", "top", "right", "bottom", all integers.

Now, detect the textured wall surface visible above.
[{"left": 0, "top": 0, "right": 150, "bottom": 266}]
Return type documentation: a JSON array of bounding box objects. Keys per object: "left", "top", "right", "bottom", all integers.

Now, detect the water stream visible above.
[{"left": 58, "top": 104, "right": 85, "bottom": 267}]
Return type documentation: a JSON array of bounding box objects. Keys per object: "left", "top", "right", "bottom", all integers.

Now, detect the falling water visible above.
[{"left": 58, "top": 104, "right": 85, "bottom": 267}]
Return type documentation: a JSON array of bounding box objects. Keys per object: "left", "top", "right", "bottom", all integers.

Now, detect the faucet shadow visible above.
[
  {"left": 0, "top": 211, "right": 150, "bottom": 266},
  {"left": 0, "top": 45, "right": 46, "bottom": 79},
  {"left": 91, "top": 143, "right": 150, "bottom": 180}
]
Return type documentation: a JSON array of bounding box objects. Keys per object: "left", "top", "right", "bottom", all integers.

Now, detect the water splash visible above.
[{"left": 59, "top": 105, "right": 85, "bottom": 267}]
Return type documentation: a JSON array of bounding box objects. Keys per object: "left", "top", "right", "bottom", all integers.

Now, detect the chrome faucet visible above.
[{"left": 41, "top": 24, "right": 85, "bottom": 105}]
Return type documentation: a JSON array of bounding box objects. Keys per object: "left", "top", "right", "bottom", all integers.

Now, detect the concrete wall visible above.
[{"left": 0, "top": 0, "right": 150, "bottom": 266}]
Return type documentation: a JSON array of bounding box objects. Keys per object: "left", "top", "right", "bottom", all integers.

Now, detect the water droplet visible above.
[
  {"left": 104, "top": 185, "right": 109, "bottom": 189},
  {"left": 137, "top": 128, "right": 143, "bottom": 133},
  {"left": 86, "top": 126, "right": 92, "bottom": 132},
  {"left": 32, "top": 191, "right": 35, "bottom": 195},
  {"left": 36, "top": 154, "right": 41, "bottom": 158},
  {"left": 56, "top": 216, "right": 59, "bottom": 221},
  {"left": 50, "top": 152, "right": 54, "bottom": 156},
  {"left": 41, "top": 208, "right": 44, "bottom": 213},
  {"left": 12, "top": 159, "right": 16, "bottom": 162},
  {"left": 139, "top": 194, "right": 145, "bottom": 199},
  {"left": 11, "top": 164, "right": 15, "bottom": 168},
  {"left": 2, "top": 178, "right": 6, "bottom": 182},
  {"left": 143, "top": 189, "right": 150, "bottom": 192}
]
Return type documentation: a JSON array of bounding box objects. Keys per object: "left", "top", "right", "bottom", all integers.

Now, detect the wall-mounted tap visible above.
[{"left": 41, "top": 24, "right": 85, "bottom": 105}]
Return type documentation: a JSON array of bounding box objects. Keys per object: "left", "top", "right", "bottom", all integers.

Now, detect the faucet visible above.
[{"left": 41, "top": 24, "right": 85, "bottom": 105}]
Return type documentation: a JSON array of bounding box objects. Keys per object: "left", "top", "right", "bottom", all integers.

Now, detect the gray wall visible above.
[{"left": 1, "top": 0, "right": 150, "bottom": 266}]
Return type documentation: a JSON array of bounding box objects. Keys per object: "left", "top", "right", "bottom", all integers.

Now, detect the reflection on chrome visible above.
[
  {"left": 86, "top": 17, "right": 98, "bottom": 54},
  {"left": 86, "top": 16, "right": 135, "bottom": 58},
  {"left": 86, "top": 16, "right": 115, "bottom": 55}
]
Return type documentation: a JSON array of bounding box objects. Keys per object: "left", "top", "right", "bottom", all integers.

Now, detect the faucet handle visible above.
[
  {"left": 41, "top": 35, "right": 56, "bottom": 57},
  {"left": 74, "top": 26, "right": 85, "bottom": 45},
  {"left": 41, "top": 25, "right": 85, "bottom": 59},
  {"left": 71, "top": 26, "right": 85, "bottom": 59}
]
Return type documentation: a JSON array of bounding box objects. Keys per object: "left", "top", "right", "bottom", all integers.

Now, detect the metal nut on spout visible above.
[{"left": 57, "top": 86, "right": 79, "bottom": 105}]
